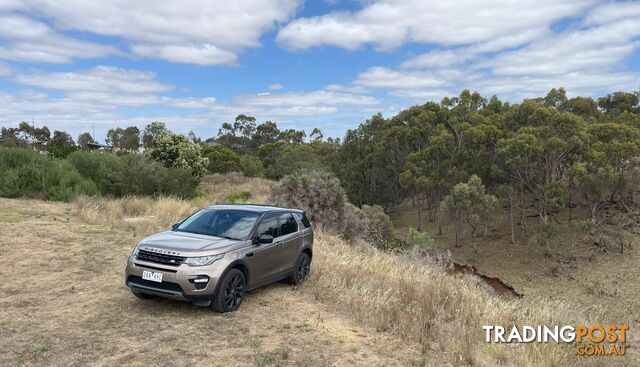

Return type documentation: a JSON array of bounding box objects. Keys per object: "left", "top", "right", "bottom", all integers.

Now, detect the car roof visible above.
[{"left": 205, "top": 204, "right": 303, "bottom": 213}]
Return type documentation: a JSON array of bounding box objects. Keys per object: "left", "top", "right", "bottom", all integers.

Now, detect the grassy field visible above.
[
  {"left": 0, "top": 198, "right": 424, "bottom": 366},
  {"left": 1, "top": 175, "right": 637, "bottom": 366}
]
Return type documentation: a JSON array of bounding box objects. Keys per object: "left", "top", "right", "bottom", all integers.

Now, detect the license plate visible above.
[{"left": 142, "top": 270, "right": 163, "bottom": 283}]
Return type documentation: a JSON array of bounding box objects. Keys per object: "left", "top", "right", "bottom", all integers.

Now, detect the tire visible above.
[
  {"left": 212, "top": 269, "right": 246, "bottom": 313},
  {"left": 288, "top": 252, "right": 311, "bottom": 285},
  {"left": 131, "top": 290, "right": 154, "bottom": 299}
]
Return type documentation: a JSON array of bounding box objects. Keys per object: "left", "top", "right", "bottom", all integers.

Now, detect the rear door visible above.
[
  {"left": 278, "top": 212, "right": 303, "bottom": 271},
  {"left": 247, "top": 213, "right": 284, "bottom": 284}
]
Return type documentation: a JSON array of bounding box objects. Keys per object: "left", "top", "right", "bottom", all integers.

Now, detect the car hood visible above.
[{"left": 138, "top": 230, "right": 245, "bottom": 256}]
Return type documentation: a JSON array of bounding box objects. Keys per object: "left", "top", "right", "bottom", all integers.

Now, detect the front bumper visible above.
[{"left": 125, "top": 255, "right": 226, "bottom": 306}]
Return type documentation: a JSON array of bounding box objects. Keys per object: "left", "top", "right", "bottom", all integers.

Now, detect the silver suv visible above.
[{"left": 125, "top": 204, "right": 313, "bottom": 312}]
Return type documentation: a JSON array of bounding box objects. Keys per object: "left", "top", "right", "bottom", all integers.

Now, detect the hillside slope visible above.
[{"left": 0, "top": 198, "right": 423, "bottom": 366}]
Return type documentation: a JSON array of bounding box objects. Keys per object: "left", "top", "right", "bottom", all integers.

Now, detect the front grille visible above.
[
  {"left": 127, "top": 275, "right": 183, "bottom": 293},
  {"left": 137, "top": 249, "right": 185, "bottom": 266}
]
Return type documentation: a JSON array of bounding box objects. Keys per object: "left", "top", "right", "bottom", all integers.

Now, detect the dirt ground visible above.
[{"left": 0, "top": 198, "right": 424, "bottom": 367}]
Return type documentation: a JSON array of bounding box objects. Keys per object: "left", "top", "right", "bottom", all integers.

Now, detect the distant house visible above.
[
  {"left": 28, "top": 140, "right": 48, "bottom": 154},
  {"left": 85, "top": 142, "right": 114, "bottom": 153}
]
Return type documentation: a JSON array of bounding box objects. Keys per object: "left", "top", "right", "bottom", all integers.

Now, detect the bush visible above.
[
  {"left": 108, "top": 155, "right": 199, "bottom": 198},
  {"left": 239, "top": 155, "right": 264, "bottom": 177},
  {"left": 68, "top": 150, "right": 198, "bottom": 198},
  {"left": 0, "top": 148, "right": 201, "bottom": 200},
  {"left": 270, "top": 169, "right": 367, "bottom": 240},
  {"left": 48, "top": 145, "right": 79, "bottom": 159},
  {"left": 202, "top": 144, "right": 241, "bottom": 174},
  {"left": 528, "top": 221, "right": 558, "bottom": 247},
  {"left": 406, "top": 227, "right": 435, "bottom": 250},
  {"left": 362, "top": 204, "right": 394, "bottom": 240},
  {"left": 68, "top": 150, "right": 121, "bottom": 192},
  {"left": 343, "top": 203, "right": 369, "bottom": 241},
  {"left": 0, "top": 147, "right": 98, "bottom": 201},
  {"left": 149, "top": 134, "right": 209, "bottom": 178},
  {"left": 224, "top": 191, "right": 252, "bottom": 203}
]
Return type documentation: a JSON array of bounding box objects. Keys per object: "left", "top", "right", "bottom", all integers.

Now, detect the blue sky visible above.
[{"left": 0, "top": 0, "right": 639, "bottom": 143}]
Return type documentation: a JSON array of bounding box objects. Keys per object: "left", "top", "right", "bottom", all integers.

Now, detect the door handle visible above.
[{"left": 246, "top": 252, "right": 254, "bottom": 257}]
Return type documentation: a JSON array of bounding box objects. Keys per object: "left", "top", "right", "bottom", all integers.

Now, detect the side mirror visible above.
[
  {"left": 254, "top": 234, "right": 273, "bottom": 245},
  {"left": 171, "top": 223, "right": 180, "bottom": 230}
]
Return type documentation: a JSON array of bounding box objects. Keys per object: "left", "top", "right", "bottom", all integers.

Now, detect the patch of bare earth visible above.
[{"left": 0, "top": 198, "right": 423, "bottom": 367}]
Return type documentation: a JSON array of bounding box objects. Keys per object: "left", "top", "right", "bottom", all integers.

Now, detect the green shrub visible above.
[
  {"left": 68, "top": 151, "right": 199, "bottom": 198},
  {"left": 406, "top": 227, "right": 435, "bottom": 250},
  {"left": 224, "top": 191, "right": 252, "bottom": 203},
  {"left": 0, "top": 147, "right": 199, "bottom": 201},
  {"left": 0, "top": 147, "right": 98, "bottom": 201},
  {"left": 48, "top": 145, "right": 79, "bottom": 159},
  {"left": 109, "top": 155, "right": 199, "bottom": 198},
  {"left": 149, "top": 134, "right": 208, "bottom": 177},
  {"left": 239, "top": 155, "right": 264, "bottom": 177},
  {"left": 202, "top": 144, "right": 241, "bottom": 174},
  {"left": 68, "top": 150, "right": 121, "bottom": 192},
  {"left": 528, "top": 221, "right": 558, "bottom": 247}
]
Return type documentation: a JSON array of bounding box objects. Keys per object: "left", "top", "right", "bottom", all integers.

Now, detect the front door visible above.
[{"left": 246, "top": 213, "right": 284, "bottom": 286}]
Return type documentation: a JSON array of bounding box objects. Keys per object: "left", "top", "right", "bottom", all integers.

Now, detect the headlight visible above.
[
  {"left": 129, "top": 244, "right": 140, "bottom": 258},
  {"left": 184, "top": 253, "right": 224, "bottom": 266}
]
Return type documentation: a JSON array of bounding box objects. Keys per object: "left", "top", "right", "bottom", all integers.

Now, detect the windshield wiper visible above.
[
  {"left": 212, "top": 234, "right": 240, "bottom": 241},
  {"left": 178, "top": 229, "right": 240, "bottom": 240}
]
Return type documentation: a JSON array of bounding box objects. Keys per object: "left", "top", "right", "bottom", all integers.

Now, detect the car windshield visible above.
[{"left": 175, "top": 209, "right": 258, "bottom": 240}]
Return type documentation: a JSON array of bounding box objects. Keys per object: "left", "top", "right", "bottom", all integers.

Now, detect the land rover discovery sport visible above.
[{"left": 125, "top": 204, "right": 313, "bottom": 312}]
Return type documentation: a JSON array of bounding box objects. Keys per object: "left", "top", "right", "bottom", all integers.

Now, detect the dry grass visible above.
[
  {"left": 394, "top": 203, "right": 640, "bottom": 360},
  {"left": 74, "top": 195, "right": 199, "bottom": 235},
  {"left": 198, "top": 174, "right": 272, "bottom": 205},
  {"left": 309, "top": 229, "right": 636, "bottom": 367},
  {"left": 0, "top": 198, "right": 423, "bottom": 367},
  {"left": 4, "top": 173, "right": 636, "bottom": 366}
]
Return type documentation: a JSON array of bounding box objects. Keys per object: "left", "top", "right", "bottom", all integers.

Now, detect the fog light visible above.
[{"left": 190, "top": 276, "right": 210, "bottom": 290}]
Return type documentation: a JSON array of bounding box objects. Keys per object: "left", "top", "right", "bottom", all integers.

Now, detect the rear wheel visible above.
[
  {"left": 288, "top": 252, "right": 311, "bottom": 285},
  {"left": 212, "top": 269, "right": 246, "bottom": 313}
]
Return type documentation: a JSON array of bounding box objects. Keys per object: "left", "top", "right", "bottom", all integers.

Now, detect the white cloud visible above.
[
  {"left": 584, "top": 1, "right": 640, "bottom": 26},
  {"left": 1, "top": 64, "right": 381, "bottom": 139},
  {"left": 0, "top": 15, "right": 119, "bottom": 63},
  {"left": 1, "top": 0, "right": 299, "bottom": 65},
  {"left": 0, "top": 62, "right": 11, "bottom": 76},
  {"left": 14, "top": 66, "right": 172, "bottom": 94},
  {"left": 335, "top": 1, "right": 640, "bottom": 102},
  {"left": 269, "top": 83, "right": 284, "bottom": 90},
  {"left": 354, "top": 66, "right": 450, "bottom": 89},
  {"left": 278, "top": 0, "right": 594, "bottom": 50},
  {"left": 485, "top": 19, "right": 640, "bottom": 77},
  {"left": 236, "top": 90, "right": 379, "bottom": 108}
]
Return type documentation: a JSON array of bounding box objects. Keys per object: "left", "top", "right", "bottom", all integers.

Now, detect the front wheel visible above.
[
  {"left": 212, "top": 269, "right": 246, "bottom": 313},
  {"left": 288, "top": 252, "right": 311, "bottom": 285}
]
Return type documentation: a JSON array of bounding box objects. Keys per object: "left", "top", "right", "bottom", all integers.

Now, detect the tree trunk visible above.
[
  {"left": 454, "top": 211, "right": 461, "bottom": 247},
  {"left": 437, "top": 208, "right": 442, "bottom": 235},
  {"left": 509, "top": 195, "right": 515, "bottom": 244},
  {"left": 417, "top": 195, "right": 422, "bottom": 231}
]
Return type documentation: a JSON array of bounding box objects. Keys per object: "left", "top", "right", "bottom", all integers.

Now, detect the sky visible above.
[{"left": 0, "top": 0, "right": 639, "bottom": 142}]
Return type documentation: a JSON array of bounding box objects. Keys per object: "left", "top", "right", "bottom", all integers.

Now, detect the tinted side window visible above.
[
  {"left": 279, "top": 213, "right": 298, "bottom": 236},
  {"left": 294, "top": 212, "right": 311, "bottom": 228},
  {"left": 256, "top": 215, "right": 279, "bottom": 238}
]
